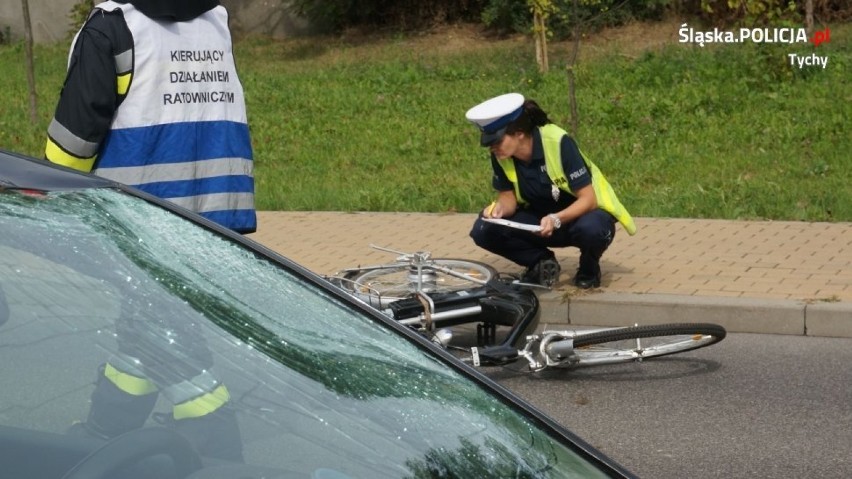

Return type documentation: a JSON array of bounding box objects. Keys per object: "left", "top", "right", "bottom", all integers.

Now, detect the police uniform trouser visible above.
[{"left": 470, "top": 208, "right": 616, "bottom": 268}]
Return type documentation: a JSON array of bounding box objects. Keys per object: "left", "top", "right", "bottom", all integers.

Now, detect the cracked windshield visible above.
[{"left": 0, "top": 188, "right": 607, "bottom": 478}]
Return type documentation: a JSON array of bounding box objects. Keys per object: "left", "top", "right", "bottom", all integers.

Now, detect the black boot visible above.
[
  {"left": 573, "top": 254, "right": 601, "bottom": 289},
  {"left": 521, "top": 255, "right": 561, "bottom": 287}
]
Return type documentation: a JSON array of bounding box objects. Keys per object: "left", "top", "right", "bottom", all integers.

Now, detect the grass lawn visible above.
[{"left": 1, "top": 19, "right": 849, "bottom": 221}]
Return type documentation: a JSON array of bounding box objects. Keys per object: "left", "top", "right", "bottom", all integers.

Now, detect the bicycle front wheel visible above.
[
  {"left": 567, "top": 323, "right": 726, "bottom": 367},
  {"left": 340, "top": 259, "right": 497, "bottom": 308}
]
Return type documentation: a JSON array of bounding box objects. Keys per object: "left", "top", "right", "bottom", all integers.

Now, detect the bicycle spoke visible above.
[{"left": 557, "top": 324, "right": 726, "bottom": 368}]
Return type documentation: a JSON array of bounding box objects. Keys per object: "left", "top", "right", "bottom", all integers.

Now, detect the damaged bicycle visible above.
[{"left": 327, "top": 245, "right": 726, "bottom": 373}]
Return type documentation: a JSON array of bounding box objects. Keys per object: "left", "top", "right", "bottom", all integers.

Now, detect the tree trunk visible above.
[
  {"left": 805, "top": 0, "right": 814, "bottom": 34},
  {"left": 565, "top": 0, "right": 580, "bottom": 136},
  {"left": 21, "top": 0, "right": 38, "bottom": 124},
  {"left": 533, "top": 11, "right": 549, "bottom": 73}
]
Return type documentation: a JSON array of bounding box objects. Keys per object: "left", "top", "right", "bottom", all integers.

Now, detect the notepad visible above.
[{"left": 482, "top": 218, "right": 542, "bottom": 232}]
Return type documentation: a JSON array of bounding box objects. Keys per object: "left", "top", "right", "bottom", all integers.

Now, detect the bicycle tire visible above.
[
  {"left": 564, "top": 323, "right": 726, "bottom": 367},
  {"left": 340, "top": 258, "right": 497, "bottom": 308}
]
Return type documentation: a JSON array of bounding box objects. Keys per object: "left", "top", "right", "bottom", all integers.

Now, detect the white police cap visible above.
[{"left": 465, "top": 93, "right": 525, "bottom": 146}]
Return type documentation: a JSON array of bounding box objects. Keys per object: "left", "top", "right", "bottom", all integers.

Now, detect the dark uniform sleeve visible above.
[
  {"left": 561, "top": 136, "right": 592, "bottom": 192},
  {"left": 45, "top": 11, "right": 132, "bottom": 171}
]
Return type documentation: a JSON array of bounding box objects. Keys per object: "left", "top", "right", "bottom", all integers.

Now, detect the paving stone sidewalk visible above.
[{"left": 248, "top": 212, "right": 852, "bottom": 338}]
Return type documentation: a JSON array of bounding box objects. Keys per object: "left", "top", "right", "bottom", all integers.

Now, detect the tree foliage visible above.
[
  {"left": 530, "top": 0, "right": 557, "bottom": 72},
  {"left": 693, "top": 0, "right": 850, "bottom": 25},
  {"left": 699, "top": 0, "right": 800, "bottom": 25},
  {"left": 286, "top": 0, "right": 849, "bottom": 36},
  {"left": 287, "top": 0, "right": 487, "bottom": 32},
  {"left": 472, "top": 0, "right": 670, "bottom": 39}
]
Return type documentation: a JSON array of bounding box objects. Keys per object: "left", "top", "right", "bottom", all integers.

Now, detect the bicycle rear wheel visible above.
[
  {"left": 340, "top": 258, "right": 497, "bottom": 308},
  {"left": 567, "top": 323, "right": 726, "bottom": 367}
]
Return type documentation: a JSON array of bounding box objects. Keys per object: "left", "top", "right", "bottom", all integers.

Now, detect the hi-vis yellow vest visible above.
[{"left": 497, "top": 124, "right": 637, "bottom": 235}]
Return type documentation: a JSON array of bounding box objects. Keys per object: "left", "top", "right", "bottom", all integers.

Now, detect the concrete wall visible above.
[
  {"left": 223, "top": 0, "right": 312, "bottom": 40},
  {"left": 0, "top": 0, "right": 310, "bottom": 44},
  {"left": 1, "top": 0, "right": 79, "bottom": 44}
]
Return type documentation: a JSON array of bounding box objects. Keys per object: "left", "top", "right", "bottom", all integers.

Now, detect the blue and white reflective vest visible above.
[{"left": 90, "top": 1, "right": 256, "bottom": 232}]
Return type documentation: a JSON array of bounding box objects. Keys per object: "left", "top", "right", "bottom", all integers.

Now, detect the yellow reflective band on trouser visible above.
[
  {"left": 172, "top": 384, "right": 231, "bottom": 420},
  {"left": 116, "top": 72, "right": 131, "bottom": 96},
  {"left": 104, "top": 363, "right": 158, "bottom": 396},
  {"left": 45, "top": 138, "right": 96, "bottom": 172}
]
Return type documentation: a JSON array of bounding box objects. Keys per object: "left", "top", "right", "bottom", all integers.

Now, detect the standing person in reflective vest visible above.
[
  {"left": 466, "top": 93, "right": 637, "bottom": 288},
  {"left": 45, "top": 0, "right": 256, "bottom": 234},
  {"left": 47, "top": 0, "right": 249, "bottom": 462}
]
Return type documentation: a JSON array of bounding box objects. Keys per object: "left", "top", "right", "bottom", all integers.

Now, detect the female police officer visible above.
[{"left": 466, "top": 93, "right": 637, "bottom": 288}]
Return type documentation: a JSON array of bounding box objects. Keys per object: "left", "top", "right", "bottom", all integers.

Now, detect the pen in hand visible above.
[{"left": 485, "top": 201, "right": 496, "bottom": 218}]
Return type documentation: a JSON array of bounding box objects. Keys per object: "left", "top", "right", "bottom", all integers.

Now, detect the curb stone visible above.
[
  {"left": 806, "top": 302, "right": 852, "bottom": 338},
  {"left": 534, "top": 291, "right": 852, "bottom": 339}
]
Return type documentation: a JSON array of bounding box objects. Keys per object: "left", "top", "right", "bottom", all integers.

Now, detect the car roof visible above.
[{"left": 0, "top": 149, "right": 114, "bottom": 191}]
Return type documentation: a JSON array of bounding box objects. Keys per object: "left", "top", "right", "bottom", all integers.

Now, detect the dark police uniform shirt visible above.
[{"left": 491, "top": 128, "right": 592, "bottom": 217}]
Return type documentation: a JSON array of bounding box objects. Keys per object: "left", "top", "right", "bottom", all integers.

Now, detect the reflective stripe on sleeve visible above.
[
  {"left": 116, "top": 72, "right": 131, "bottom": 95},
  {"left": 45, "top": 137, "right": 96, "bottom": 172},
  {"left": 115, "top": 48, "right": 133, "bottom": 95},
  {"left": 47, "top": 119, "right": 100, "bottom": 158},
  {"left": 104, "top": 362, "right": 158, "bottom": 396},
  {"left": 114, "top": 48, "right": 132, "bottom": 73},
  {"left": 172, "top": 384, "right": 230, "bottom": 420}
]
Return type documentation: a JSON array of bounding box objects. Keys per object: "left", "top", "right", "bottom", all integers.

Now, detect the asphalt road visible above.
[{"left": 479, "top": 332, "right": 852, "bottom": 478}]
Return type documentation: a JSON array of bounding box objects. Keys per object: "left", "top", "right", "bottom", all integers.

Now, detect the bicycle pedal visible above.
[{"left": 470, "top": 347, "right": 481, "bottom": 367}]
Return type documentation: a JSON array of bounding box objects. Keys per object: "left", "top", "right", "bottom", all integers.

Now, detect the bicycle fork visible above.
[{"left": 525, "top": 332, "right": 579, "bottom": 370}]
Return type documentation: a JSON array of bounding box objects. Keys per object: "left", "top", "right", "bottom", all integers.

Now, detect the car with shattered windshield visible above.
[{"left": 0, "top": 149, "right": 633, "bottom": 479}]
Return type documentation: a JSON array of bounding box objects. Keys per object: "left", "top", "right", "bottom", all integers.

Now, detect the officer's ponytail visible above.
[
  {"left": 505, "top": 99, "right": 551, "bottom": 135},
  {"left": 523, "top": 100, "right": 550, "bottom": 127}
]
